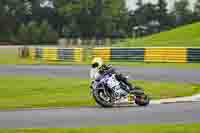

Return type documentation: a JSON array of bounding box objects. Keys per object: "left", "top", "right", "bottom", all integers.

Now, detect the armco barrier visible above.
[
  {"left": 20, "top": 47, "right": 200, "bottom": 63},
  {"left": 144, "top": 48, "right": 187, "bottom": 63},
  {"left": 93, "top": 47, "right": 145, "bottom": 62},
  {"left": 92, "top": 47, "right": 200, "bottom": 63},
  {"left": 188, "top": 48, "right": 200, "bottom": 63},
  {"left": 111, "top": 48, "right": 144, "bottom": 62},
  {"left": 27, "top": 47, "right": 83, "bottom": 62},
  {"left": 92, "top": 47, "right": 111, "bottom": 61}
]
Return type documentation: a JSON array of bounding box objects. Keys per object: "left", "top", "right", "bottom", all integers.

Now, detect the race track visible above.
[
  {"left": 0, "top": 65, "right": 200, "bottom": 128},
  {"left": 0, "top": 65, "right": 200, "bottom": 83},
  {"left": 0, "top": 102, "right": 200, "bottom": 128}
]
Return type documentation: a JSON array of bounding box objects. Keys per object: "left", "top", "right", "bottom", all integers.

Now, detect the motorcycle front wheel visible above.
[{"left": 92, "top": 89, "right": 114, "bottom": 108}]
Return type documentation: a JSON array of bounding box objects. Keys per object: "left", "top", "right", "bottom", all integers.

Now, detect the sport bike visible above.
[{"left": 91, "top": 73, "right": 150, "bottom": 107}]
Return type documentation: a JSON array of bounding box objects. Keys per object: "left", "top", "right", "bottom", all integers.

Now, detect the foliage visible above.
[
  {"left": 0, "top": 0, "right": 200, "bottom": 43},
  {"left": 53, "top": 0, "right": 128, "bottom": 38},
  {"left": 194, "top": 0, "right": 200, "bottom": 21},
  {"left": 17, "top": 20, "right": 59, "bottom": 43},
  {"left": 172, "top": 0, "right": 194, "bottom": 26}
]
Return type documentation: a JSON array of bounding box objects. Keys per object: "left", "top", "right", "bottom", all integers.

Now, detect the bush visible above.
[
  {"left": 17, "top": 20, "right": 59, "bottom": 44},
  {"left": 40, "top": 21, "right": 59, "bottom": 43},
  {"left": 44, "top": 29, "right": 59, "bottom": 43},
  {"left": 17, "top": 24, "right": 30, "bottom": 42},
  {"left": 28, "top": 21, "right": 41, "bottom": 43}
]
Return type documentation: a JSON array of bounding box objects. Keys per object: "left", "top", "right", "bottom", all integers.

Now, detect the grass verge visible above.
[
  {"left": 1, "top": 124, "right": 200, "bottom": 133},
  {"left": 0, "top": 56, "right": 40, "bottom": 65},
  {"left": 0, "top": 76, "right": 200, "bottom": 110},
  {"left": 0, "top": 47, "right": 39, "bottom": 65},
  {"left": 117, "top": 22, "right": 200, "bottom": 47}
]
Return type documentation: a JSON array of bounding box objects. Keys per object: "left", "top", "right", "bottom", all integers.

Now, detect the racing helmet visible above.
[{"left": 91, "top": 57, "right": 103, "bottom": 69}]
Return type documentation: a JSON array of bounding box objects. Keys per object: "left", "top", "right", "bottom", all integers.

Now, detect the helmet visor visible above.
[{"left": 92, "top": 63, "right": 99, "bottom": 68}]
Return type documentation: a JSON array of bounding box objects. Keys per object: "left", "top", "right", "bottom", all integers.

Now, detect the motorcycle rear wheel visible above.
[
  {"left": 135, "top": 94, "right": 150, "bottom": 106},
  {"left": 93, "top": 89, "right": 114, "bottom": 108}
]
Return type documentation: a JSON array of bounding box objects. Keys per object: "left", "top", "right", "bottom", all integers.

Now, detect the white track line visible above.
[{"left": 151, "top": 94, "right": 200, "bottom": 104}]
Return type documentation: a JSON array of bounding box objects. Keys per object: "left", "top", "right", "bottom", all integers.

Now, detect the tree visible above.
[
  {"left": 173, "top": 0, "right": 193, "bottom": 26},
  {"left": 0, "top": 0, "right": 31, "bottom": 16},
  {"left": 136, "top": 0, "right": 143, "bottom": 8},
  {"left": 115, "top": 0, "right": 129, "bottom": 38},
  {"left": 52, "top": 0, "right": 128, "bottom": 38},
  {"left": 17, "top": 23, "right": 30, "bottom": 42},
  {"left": 134, "top": 2, "right": 157, "bottom": 26},
  {"left": 40, "top": 20, "right": 59, "bottom": 42},
  {"left": 194, "top": 0, "right": 200, "bottom": 21},
  {"left": 0, "top": 0, "right": 33, "bottom": 41},
  {"left": 134, "top": 0, "right": 145, "bottom": 26},
  {"left": 157, "top": 0, "right": 169, "bottom": 31},
  {"left": 0, "top": 1, "right": 5, "bottom": 16},
  {"left": 17, "top": 20, "right": 59, "bottom": 43},
  {"left": 130, "top": 2, "right": 160, "bottom": 37},
  {"left": 100, "top": 0, "right": 128, "bottom": 37}
]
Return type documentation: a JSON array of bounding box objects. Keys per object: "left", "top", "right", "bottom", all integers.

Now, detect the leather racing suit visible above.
[{"left": 90, "top": 64, "right": 134, "bottom": 92}]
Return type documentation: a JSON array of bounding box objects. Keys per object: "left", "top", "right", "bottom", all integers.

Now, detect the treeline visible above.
[{"left": 0, "top": 0, "right": 200, "bottom": 44}]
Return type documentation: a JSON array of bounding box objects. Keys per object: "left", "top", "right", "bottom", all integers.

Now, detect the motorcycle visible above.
[{"left": 91, "top": 73, "right": 150, "bottom": 107}]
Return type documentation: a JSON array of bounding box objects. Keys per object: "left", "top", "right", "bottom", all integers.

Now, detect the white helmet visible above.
[{"left": 91, "top": 57, "right": 103, "bottom": 69}]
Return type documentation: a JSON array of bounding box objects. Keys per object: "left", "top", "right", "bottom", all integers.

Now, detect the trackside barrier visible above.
[
  {"left": 92, "top": 47, "right": 200, "bottom": 63},
  {"left": 144, "top": 48, "right": 187, "bottom": 63},
  {"left": 92, "top": 48, "right": 111, "bottom": 62},
  {"left": 18, "top": 46, "right": 29, "bottom": 58},
  {"left": 27, "top": 47, "right": 83, "bottom": 62},
  {"left": 19, "top": 47, "right": 200, "bottom": 63},
  {"left": 187, "top": 48, "right": 200, "bottom": 63}
]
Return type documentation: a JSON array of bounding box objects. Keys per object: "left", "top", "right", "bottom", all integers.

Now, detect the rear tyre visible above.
[
  {"left": 135, "top": 94, "right": 150, "bottom": 106},
  {"left": 131, "top": 86, "right": 150, "bottom": 106},
  {"left": 93, "top": 89, "right": 114, "bottom": 108}
]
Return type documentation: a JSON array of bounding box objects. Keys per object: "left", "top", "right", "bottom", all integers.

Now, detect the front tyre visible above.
[{"left": 92, "top": 89, "right": 114, "bottom": 108}]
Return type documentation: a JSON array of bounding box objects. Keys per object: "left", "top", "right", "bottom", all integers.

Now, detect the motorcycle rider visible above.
[{"left": 90, "top": 57, "right": 134, "bottom": 92}]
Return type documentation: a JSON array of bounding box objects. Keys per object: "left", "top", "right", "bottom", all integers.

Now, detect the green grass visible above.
[
  {"left": 117, "top": 22, "right": 200, "bottom": 47},
  {"left": 0, "top": 76, "right": 199, "bottom": 110},
  {"left": 1, "top": 124, "right": 200, "bottom": 133},
  {"left": 0, "top": 47, "right": 38, "bottom": 64},
  {"left": 0, "top": 56, "right": 39, "bottom": 65}
]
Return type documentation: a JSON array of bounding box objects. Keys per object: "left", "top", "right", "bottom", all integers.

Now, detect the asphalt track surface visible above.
[
  {"left": 0, "top": 65, "right": 200, "bottom": 128},
  {"left": 0, "top": 65, "right": 200, "bottom": 83},
  {"left": 0, "top": 102, "right": 200, "bottom": 128}
]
